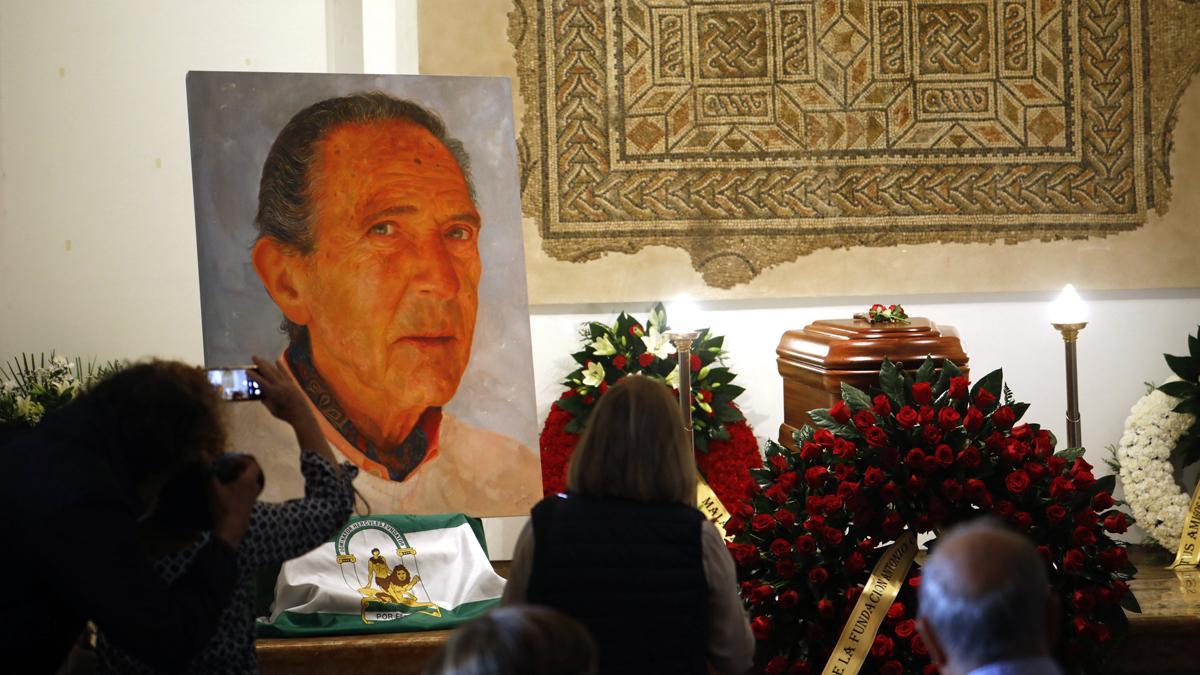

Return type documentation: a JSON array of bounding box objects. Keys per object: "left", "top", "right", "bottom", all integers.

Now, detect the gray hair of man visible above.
[
  {"left": 254, "top": 91, "right": 475, "bottom": 344},
  {"left": 917, "top": 518, "right": 1054, "bottom": 670}
]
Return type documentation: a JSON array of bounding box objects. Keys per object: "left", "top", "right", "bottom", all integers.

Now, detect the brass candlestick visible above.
[{"left": 1052, "top": 321, "right": 1087, "bottom": 449}]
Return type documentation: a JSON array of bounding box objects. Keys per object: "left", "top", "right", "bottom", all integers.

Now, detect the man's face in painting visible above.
[{"left": 263, "top": 119, "right": 481, "bottom": 413}]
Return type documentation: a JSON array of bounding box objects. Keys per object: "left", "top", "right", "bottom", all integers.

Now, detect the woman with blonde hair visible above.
[{"left": 502, "top": 375, "right": 753, "bottom": 674}]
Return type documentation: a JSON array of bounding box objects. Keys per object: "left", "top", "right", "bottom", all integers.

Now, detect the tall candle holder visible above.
[
  {"left": 665, "top": 297, "right": 731, "bottom": 533},
  {"left": 1049, "top": 284, "right": 1088, "bottom": 449}
]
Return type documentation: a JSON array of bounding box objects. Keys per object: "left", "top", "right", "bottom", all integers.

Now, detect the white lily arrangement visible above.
[{"left": 0, "top": 353, "right": 123, "bottom": 426}]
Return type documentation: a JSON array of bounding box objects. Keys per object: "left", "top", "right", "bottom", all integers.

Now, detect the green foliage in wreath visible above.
[
  {"left": 1157, "top": 325, "right": 1200, "bottom": 464},
  {"left": 554, "top": 302, "right": 745, "bottom": 452}
]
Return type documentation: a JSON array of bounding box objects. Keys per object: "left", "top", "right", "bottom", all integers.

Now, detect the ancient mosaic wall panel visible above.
[{"left": 511, "top": 0, "right": 1192, "bottom": 288}]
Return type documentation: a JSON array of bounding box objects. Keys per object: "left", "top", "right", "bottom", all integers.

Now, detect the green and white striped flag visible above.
[{"left": 258, "top": 513, "right": 504, "bottom": 637}]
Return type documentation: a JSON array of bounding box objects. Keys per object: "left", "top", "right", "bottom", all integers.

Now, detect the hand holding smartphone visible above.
[{"left": 205, "top": 366, "right": 262, "bottom": 401}]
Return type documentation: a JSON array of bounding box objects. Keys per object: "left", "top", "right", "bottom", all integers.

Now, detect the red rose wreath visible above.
[
  {"left": 538, "top": 303, "right": 761, "bottom": 515},
  {"left": 727, "top": 359, "right": 1138, "bottom": 674}
]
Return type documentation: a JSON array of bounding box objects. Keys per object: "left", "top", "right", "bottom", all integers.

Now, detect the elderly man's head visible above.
[
  {"left": 917, "top": 519, "right": 1059, "bottom": 675},
  {"left": 252, "top": 93, "right": 480, "bottom": 426}
]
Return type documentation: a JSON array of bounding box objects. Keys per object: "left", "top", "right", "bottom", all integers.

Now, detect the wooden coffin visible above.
[{"left": 776, "top": 318, "right": 970, "bottom": 448}]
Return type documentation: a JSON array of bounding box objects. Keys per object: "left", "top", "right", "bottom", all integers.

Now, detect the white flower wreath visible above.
[{"left": 1116, "top": 382, "right": 1197, "bottom": 551}]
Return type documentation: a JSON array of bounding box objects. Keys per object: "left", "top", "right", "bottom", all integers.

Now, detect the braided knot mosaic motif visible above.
[{"left": 513, "top": 0, "right": 1160, "bottom": 287}]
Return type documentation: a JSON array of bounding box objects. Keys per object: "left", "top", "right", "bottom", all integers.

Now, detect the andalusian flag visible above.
[{"left": 258, "top": 514, "right": 503, "bottom": 636}]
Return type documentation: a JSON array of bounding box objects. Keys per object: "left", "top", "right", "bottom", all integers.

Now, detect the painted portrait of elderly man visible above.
[{"left": 188, "top": 73, "right": 541, "bottom": 516}]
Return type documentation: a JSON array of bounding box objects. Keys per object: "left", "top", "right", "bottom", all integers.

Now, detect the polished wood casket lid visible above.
[
  {"left": 776, "top": 317, "right": 969, "bottom": 447},
  {"left": 778, "top": 317, "right": 969, "bottom": 379}
]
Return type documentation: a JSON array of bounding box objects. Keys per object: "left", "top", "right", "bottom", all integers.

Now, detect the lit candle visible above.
[
  {"left": 667, "top": 295, "right": 703, "bottom": 334},
  {"left": 1049, "top": 283, "right": 1088, "bottom": 325}
]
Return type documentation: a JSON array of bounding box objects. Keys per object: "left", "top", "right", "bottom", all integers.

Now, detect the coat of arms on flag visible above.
[{"left": 259, "top": 514, "right": 504, "bottom": 636}]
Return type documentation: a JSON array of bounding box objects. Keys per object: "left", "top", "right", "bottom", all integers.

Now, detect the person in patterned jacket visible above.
[{"left": 95, "top": 356, "right": 358, "bottom": 674}]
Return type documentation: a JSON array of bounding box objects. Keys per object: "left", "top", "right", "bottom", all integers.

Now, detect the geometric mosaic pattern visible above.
[{"left": 513, "top": 0, "right": 1158, "bottom": 287}]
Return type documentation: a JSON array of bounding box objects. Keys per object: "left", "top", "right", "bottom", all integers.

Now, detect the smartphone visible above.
[{"left": 205, "top": 366, "right": 262, "bottom": 401}]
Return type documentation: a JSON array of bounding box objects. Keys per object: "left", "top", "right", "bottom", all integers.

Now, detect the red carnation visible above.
[
  {"left": 938, "top": 407, "right": 961, "bottom": 430},
  {"left": 1063, "top": 548, "right": 1086, "bottom": 571},
  {"left": 912, "top": 381, "right": 932, "bottom": 404},
  {"left": 935, "top": 444, "right": 955, "bottom": 467},
  {"left": 769, "top": 453, "right": 789, "bottom": 472},
  {"left": 975, "top": 387, "right": 997, "bottom": 407},
  {"left": 833, "top": 438, "right": 857, "bottom": 459},
  {"left": 637, "top": 352, "right": 653, "bottom": 367},
  {"left": 853, "top": 410, "right": 877, "bottom": 431},
  {"left": 809, "top": 567, "right": 829, "bottom": 584},
  {"left": 949, "top": 376, "right": 969, "bottom": 399},
  {"left": 1012, "top": 512, "right": 1033, "bottom": 531},
  {"left": 751, "top": 514, "right": 776, "bottom": 532},
  {"left": 1104, "top": 513, "right": 1129, "bottom": 534},
  {"left": 751, "top": 615, "right": 772, "bottom": 640},
  {"left": 865, "top": 426, "right": 889, "bottom": 448},
  {"left": 1005, "top": 470, "right": 1031, "bottom": 495},
  {"left": 612, "top": 354, "right": 627, "bottom": 370},
  {"left": 871, "top": 635, "right": 894, "bottom": 657},
  {"left": 905, "top": 447, "right": 927, "bottom": 468},
  {"left": 1035, "top": 429, "right": 1054, "bottom": 457},
  {"left": 872, "top": 394, "right": 893, "bottom": 416},
  {"left": 922, "top": 425, "right": 943, "bottom": 445},
  {"left": 775, "top": 508, "right": 796, "bottom": 528},
  {"left": 778, "top": 589, "right": 800, "bottom": 609},
  {"left": 958, "top": 445, "right": 982, "bottom": 468},
  {"left": 963, "top": 406, "right": 985, "bottom": 432},
  {"left": 770, "top": 538, "right": 792, "bottom": 557},
  {"left": 992, "top": 405, "right": 1016, "bottom": 429},
  {"left": 795, "top": 534, "right": 817, "bottom": 554},
  {"left": 690, "top": 354, "right": 701, "bottom": 372},
  {"left": 1049, "top": 476, "right": 1075, "bottom": 498},
  {"left": 1046, "top": 504, "right": 1068, "bottom": 524},
  {"left": 830, "top": 400, "right": 851, "bottom": 424},
  {"left": 896, "top": 405, "right": 919, "bottom": 429}
]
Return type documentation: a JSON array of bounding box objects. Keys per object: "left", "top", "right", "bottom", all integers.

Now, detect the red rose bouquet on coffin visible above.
[
  {"left": 539, "top": 303, "right": 761, "bottom": 515},
  {"left": 727, "top": 358, "right": 1138, "bottom": 674}
]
